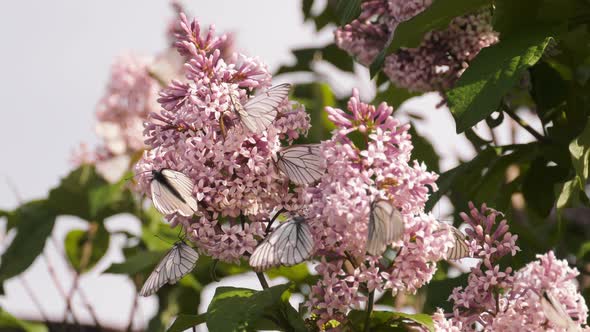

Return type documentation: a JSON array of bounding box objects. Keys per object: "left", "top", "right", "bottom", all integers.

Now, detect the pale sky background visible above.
[{"left": 0, "top": 1, "right": 543, "bottom": 331}]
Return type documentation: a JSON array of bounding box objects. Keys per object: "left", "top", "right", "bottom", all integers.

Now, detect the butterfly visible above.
[
  {"left": 273, "top": 144, "right": 325, "bottom": 185},
  {"left": 366, "top": 200, "right": 405, "bottom": 256},
  {"left": 150, "top": 169, "right": 198, "bottom": 217},
  {"left": 445, "top": 225, "right": 470, "bottom": 260},
  {"left": 249, "top": 216, "right": 313, "bottom": 271},
  {"left": 229, "top": 83, "right": 291, "bottom": 133},
  {"left": 139, "top": 241, "right": 199, "bottom": 296},
  {"left": 541, "top": 291, "right": 583, "bottom": 332}
]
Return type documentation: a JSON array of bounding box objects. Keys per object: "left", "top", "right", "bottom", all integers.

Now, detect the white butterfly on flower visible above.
[
  {"left": 366, "top": 200, "right": 405, "bottom": 256},
  {"left": 445, "top": 225, "right": 470, "bottom": 260},
  {"left": 541, "top": 291, "right": 583, "bottom": 332},
  {"left": 149, "top": 169, "right": 198, "bottom": 217},
  {"left": 139, "top": 241, "right": 199, "bottom": 297},
  {"left": 229, "top": 83, "right": 291, "bottom": 133},
  {"left": 273, "top": 144, "right": 325, "bottom": 185},
  {"left": 249, "top": 216, "right": 313, "bottom": 271}
]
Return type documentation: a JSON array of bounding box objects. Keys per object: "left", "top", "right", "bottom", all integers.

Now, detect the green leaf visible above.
[
  {"left": 409, "top": 124, "right": 440, "bottom": 173},
  {"left": 48, "top": 165, "right": 107, "bottom": 220},
  {"left": 206, "top": 285, "right": 306, "bottom": 332},
  {"left": 395, "top": 312, "right": 434, "bottom": 331},
  {"left": 423, "top": 274, "right": 468, "bottom": 313},
  {"left": 64, "top": 223, "right": 110, "bottom": 272},
  {"left": 276, "top": 44, "right": 354, "bottom": 75},
  {"left": 291, "top": 82, "right": 338, "bottom": 143},
  {"left": 556, "top": 118, "right": 590, "bottom": 213},
  {"left": 0, "top": 200, "right": 56, "bottom": 294},
  {"left": 372, "top": 84, "right": 420, "bottom": 107},
  {"left": 472, "top": 144, "right": 538, "bottom": 206},
  {"left": 348, "top": 310, "right": 434, "bottom": 331},
  {"left": 569, "top": 119, "right": 590, "bottom": 183},
  {"left": 88, "top": 176, "right": 135, "bottom": 221},
  {"left": 167, "top": 314, "right": 207, "bottom": 332},
  {"left": 266, "top": 264, "right": 314, "bottom": 284},
  {"left": 556, "top": 179, "right": 582, "bottom": 213},
  {"left": 530, "top": 62, "right": 568, "bottom": 122},
  {"left": 448, "top": 26, "right": 556, "bottom": 133},
  {"left": 522, "top": 157, "right": 568, "bottom": 217},
  {"left": 105, "top": 250, "right": 164, "bottom": 275},
  {"left": 370, "top": 0, "right": 491, "bottom": 74},
  {"left": 425, "top": 147, "right": 499, "bottom": 212},
  {"left": 0, "top": 309, "right": 48, "bottom": 332},
  {"left": 493, "top": 0, "right": 576, "bottom": 34},
  {"left": 335, "top": 0, "right": 361, "bottom": 25}
]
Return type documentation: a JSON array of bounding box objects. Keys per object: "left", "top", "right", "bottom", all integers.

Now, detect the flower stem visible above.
[
  {"left": 364, "top": 290, "right": 375, "bottom": 332},
  {"left": 265, "top": 208, "right": 286, "bottom": 235},
  {"left": 502, "top": 104, "right": 548, "bottom": 143},
  {"left": 256, "top": 272, "right": 269, "bottom": 289}
]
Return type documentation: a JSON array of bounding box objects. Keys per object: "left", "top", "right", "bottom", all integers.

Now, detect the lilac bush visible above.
[{"left": 335, "top": 0, "right": 498, "bottom": 92}]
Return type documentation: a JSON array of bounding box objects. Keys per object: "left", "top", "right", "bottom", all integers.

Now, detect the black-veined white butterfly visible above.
[
  {"left": 273, "top": 144, "right": 325, "bottom": 185},
  {"left": 150, "top": 169, "right": 198, "bottom": 217},
  {"left": 366, "top": 200, "right": 405, "bottom": 256},
  {"left": 445, "top": 225, "right": 470, "bottom": 260},
  {"left": 541, "top": 291, "right": 583, "bottom": 332},
  {"left": 229, "top": 83, "right": 291, "bottom": 133},
  {"left": 139, "top": 241, "right": 199, "bottom": 296},
  {"left": 249, "top": 216, "right": 313, "bottom": 271}
]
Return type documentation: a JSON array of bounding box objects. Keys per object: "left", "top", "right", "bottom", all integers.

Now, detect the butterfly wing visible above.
[
  {"left": 249, "top": 217, "right": 313, "bottom": 271},
  {"left": 249, "top": 234, "right": 278, "bottom": 272},
  {"left": 276, "top": 218, "right": 314, "bottom": 266},
  {"left": 151, "top": 169, "right": 198, "bottom": 217},
  {"left": 139, "top": 243, "right": 199, "bottom": 297},
  {"left": 238, "top": 83, "right": 291, "bottom": 133},
  {"left": 366, "top": 200, "right": 404, "bottom": 256},
  {"left": 446, "top": 226, "right": 470, "bottom": 260},
  {"left": 541, "top": 291, "right": 580, "bottom": 331},
  {"left": 275, "top": 144, "right": 324, "bottom": 185}
]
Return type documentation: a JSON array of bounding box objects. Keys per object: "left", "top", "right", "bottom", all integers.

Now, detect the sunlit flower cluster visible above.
[
  {"left": 134, "top": 13, "right": 310, "bottom": 263},
  {"left": 334, "top": 0, "right": 498, "bottom": 92},
  {"left": 304, "top": 89, "right": 454, "bottom": 327}
]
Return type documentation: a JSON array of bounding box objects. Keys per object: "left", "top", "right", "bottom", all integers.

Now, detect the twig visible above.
[
  {"left": 240, "top": 213, "right": 246, "bottom": 231},
  {"left": 502, "top": 104, "right": 548, "bottom": 143},
  {"left": 19, "top": 276, "right": 49, "bottom": 323},
  {"left": 256, "top": 272, "right": 269, "bottom": 289},
  {"left": 364, "top": 291, "right": 375, "bottom": 332},
  {"left": 42, "top": 250, "right": 81, "bottom": 326},
  {"left": 265, "top": 208, "right": 286, "bottom": 235}
]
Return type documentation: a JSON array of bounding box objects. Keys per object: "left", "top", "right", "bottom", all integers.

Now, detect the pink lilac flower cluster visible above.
[
  {"left": 95, "top": 53, "right": 161, "bottom": 156},
  {"left": 134, "top": 13, "right": 311, "bottom": 263},
  {"left": 436, "top": 203, "right": 589, "bottom": 331},
  {"left": 70, "top": 53, "right": 164, "bottom": 182},
  {"left": 73, "top": 3, "right": 238, "bottom": 184},
  {"left": 304, "top": 89, "right": 455, "bottom": 327},
  {"left": 334, "top": 0, "right": 498, "bottom": 92}
]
